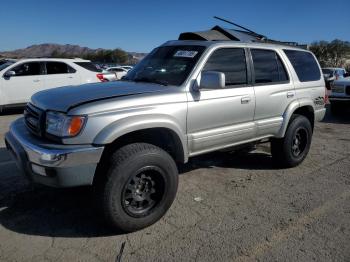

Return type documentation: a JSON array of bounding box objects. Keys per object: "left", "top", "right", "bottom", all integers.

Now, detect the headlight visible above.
[{"left": 46, "top": 111, "right": 86, "bottom": 137}]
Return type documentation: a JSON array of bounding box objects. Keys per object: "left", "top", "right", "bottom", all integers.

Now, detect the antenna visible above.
[{"left": 213, "top": 16, "right": 266, "bottom": 39}]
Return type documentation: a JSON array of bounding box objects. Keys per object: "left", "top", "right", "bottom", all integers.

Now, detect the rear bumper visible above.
[
  {"left": 5, "top": 118, "right": 104, "bottom": 187},
  {"left": 315, "top": 108, "right": 326, "bottom": 122}
]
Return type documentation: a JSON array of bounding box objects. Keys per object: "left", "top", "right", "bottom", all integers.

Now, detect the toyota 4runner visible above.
[{"left": 5, "top": 26, "right": 326, "bottom": 232}]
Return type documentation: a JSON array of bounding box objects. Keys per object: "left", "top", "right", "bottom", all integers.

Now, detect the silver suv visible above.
[{"left": 5, "top": 26, "right": 326, "bottom": 232}]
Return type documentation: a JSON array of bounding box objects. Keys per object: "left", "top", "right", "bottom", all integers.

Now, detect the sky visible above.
[{"left": 1, "top": 0, "right": 349, "bottom": 53}]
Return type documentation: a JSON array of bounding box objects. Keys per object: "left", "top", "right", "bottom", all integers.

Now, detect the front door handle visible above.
[
  {"left": 33, "top": 79, "right": 40, "bottom": 82},
  {"left": 241, "top": 96, "right": 251, "bottom": 104},
  {"left": 287, "top": 92, "right": 295, "bottom": 98}
]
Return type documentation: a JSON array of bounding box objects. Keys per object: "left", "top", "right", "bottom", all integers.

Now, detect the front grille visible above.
[
  {"left": 346, "top": 86, "right": 350, "bottom": 96},
  {"left": 24, "top": 103, "right": 45, "bottom": 137},
  {"left": 332, "top": 85, "right": 344, "bottom": 93}
]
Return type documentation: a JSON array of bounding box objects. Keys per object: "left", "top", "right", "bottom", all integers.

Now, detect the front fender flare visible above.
[{"left": 93, "top": 114, "right": 188, "bottom": 162}]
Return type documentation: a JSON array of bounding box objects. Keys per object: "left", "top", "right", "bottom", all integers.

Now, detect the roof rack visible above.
[{"left": 178, "top": 16, "right": 306, "bottom": 49}]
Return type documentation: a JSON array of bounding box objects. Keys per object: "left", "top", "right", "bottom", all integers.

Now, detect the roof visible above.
[
  {"left": 162, "top": 39, "right": 305, "bottom": 51},
  {"left": 10, "top": 58, "right": 90, "bottom": 62}
]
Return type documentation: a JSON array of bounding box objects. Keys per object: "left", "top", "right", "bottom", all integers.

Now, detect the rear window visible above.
[
  {"left": 0, "top": 61, "right": 15, "bottom": 71},
  {"left": 284, "top": 50, "right": 321, "bottom": 82},
  {"left": 109, "top": 68, "right": 125, "bottom": 72},
  {"left": 322, "top": 69, "right": 333, "bottom": 75},
  {"left": 251, "top": 49, "right": 289, "bottom": 84},
  {"left": 74, "top": 62, "right": 101, "bottom": 72}
]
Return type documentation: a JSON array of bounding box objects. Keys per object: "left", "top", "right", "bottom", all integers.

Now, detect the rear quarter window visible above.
[
  {"left": 283, "top": 50, "right": 321, "bottom": 82},
  {"left": 74, "top": 62, "right": 102, "bottom": 72}
]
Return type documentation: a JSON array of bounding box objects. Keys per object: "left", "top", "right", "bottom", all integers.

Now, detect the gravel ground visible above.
[{"left": 0, "top": 106, "right": 349, "bottom": 262}]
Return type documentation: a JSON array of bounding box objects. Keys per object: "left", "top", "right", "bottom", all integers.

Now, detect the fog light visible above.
[{"left": 31, "top": 164, "right": 47, "bottom": 176}]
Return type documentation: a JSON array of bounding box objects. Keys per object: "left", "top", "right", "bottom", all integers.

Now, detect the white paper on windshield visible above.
[{"left": 174, "top": 50, "right": 198, "bottom": 58}]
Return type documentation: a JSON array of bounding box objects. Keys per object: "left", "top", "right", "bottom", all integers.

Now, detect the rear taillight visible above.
[
  {"left": 324, "top": 87, "right": 329, "bottom": 104},
  {"left": 96, "top": 73, "right": 108, "bottom": 82}
]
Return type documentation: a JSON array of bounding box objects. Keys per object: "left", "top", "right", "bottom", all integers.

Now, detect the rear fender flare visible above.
[{"left": 276, "top": 99, "right": 315, "bottom": 138}]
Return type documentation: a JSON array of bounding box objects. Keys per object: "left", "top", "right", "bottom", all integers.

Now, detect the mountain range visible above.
[{"left": 0, "top": 43, "right": 147, "bottom": 61}]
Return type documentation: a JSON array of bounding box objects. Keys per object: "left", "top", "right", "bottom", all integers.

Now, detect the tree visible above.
[
  {"left": 310, "top": 40, "right": 350, "bottom": 67},
  {"left": 112, "top": 48, "right": 128, "bottom": 64},
  {"left": 49, "top": 47, "right": 131, "bottom": 64}
]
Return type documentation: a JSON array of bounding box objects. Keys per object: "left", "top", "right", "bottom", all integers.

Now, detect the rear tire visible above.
[
  {"left": 271, "top": 115, "right": 312, "bottom": 168},
  {"left": 95, "top": 143, "right": 178, "bottom": 232}
]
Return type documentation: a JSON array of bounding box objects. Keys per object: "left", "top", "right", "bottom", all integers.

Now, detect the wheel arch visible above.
[
  {"left": 277, "top": 99, "right": 315, "bottom": 138},
  {"left": 94, "top": 115, "right": 188, "bottom": 164}
]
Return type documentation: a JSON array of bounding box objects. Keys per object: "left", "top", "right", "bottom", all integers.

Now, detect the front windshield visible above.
[
  {"left": 0, "top": 61, "right": 15, "bottom": 72},
  {"left": 124, "top": 45, "right": 206, "bottom": 86}
]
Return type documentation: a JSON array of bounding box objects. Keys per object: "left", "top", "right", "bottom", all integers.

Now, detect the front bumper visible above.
[
  {"left": 328, "top": 95, "right": 350, "bottom": 104},
  {"left": 4, "top": 118, "right": 104, "bottom": 187}
]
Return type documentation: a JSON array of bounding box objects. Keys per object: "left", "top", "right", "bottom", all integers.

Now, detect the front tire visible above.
[
  {"left": 271, "top": 115, "right": 312, "bottom": 168},
  {"left": 95, "top": 143, "right": 178, "bottom": 232}
]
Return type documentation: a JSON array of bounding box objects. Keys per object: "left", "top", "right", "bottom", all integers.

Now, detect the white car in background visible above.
[
  {"left": 0, "top": 58, "right": 107, "bottom": 111},
  {"left": 104, "top": 66, "right": 130, "bottom": 79},
  {"left": 120, "top": 65, "right": 133, "bottom": 71}
]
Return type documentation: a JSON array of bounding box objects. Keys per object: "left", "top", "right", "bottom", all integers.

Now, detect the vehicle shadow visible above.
[
  {"left": 0, "top": 147, "right": 123, "bottom": 238},
  {"left": 322, "top": 105, "right": 350, "bottom": 124},
  {"left": 179, "top": 147, "right": 278, "bottom": 174},
  {"left": 0, "top": 144, "right": 277, "bottom": 238}
]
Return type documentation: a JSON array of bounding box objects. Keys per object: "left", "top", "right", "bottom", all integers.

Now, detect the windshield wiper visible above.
[{"left": 133, "top": 77, "right": 168, "bottom": 86}]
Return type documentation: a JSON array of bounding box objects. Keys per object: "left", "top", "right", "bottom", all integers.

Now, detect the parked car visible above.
[
  {"left": 100, "top": 71, "right": 118, "bottom": 82},
  {"left": 0, "top": 58, "right": 109, "bottom": 111},
  {"left": 120, "top": 65, "right": 133, "bottom": 71},
  {"left": 0, "top": 59, "right": 17, "bottom": 66},
  {"left": 5, "top": 26, "right": 326, "bottom": 232},
  {"left": 322, "top": 67, "right": 347, "bottom": 89},
  {"left": 104, "top": 66, "right": 129, "bottom": 79},
  {"left": 329, "top": 77, "right": 350, "bottom": 113}
]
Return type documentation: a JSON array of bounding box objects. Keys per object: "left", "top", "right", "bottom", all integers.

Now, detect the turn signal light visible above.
[{"left": 68, "top": 116, "right": 85, "bottom": 136}]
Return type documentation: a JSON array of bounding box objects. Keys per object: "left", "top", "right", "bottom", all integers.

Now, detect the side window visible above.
[
  {"left": 10, "top": 62, "right": 41, "bottom": 76},
  {"left": 203, "top": 48, "right": 247, "bottom": 87},
  {"left": 46, "top": 62, "right": 76, "bottom": 74},
  {"left": 283, "top": 50, "right": 321, "bottom": 82},
  {"left": 251, "top": 49, "right": 289, "bottom": 84}
]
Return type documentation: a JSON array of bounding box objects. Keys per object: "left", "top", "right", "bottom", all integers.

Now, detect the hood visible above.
[
  {"left": 333, "top": 77, "right": 350, "bottom": 86},
  {"left": 31, "top": 81, "right": 169, "bottom": 112}
]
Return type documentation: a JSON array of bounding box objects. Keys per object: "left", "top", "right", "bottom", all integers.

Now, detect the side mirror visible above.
[
  {"left": 198, "top": 71, "right": 225, "bottom": 90},
  {"left": 4, "top": 70, "right": 16, "bottom": 78}
]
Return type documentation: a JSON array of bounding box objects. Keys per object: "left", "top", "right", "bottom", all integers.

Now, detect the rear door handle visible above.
[
  {"left": 287, "top": 92, "right": 295, "bottom": 98},
  {"left": 241, "top": 96, "right": 251, "bottom": 104},
  {"left": 33, "top": 79, "right": 40, "bottom": 82}
]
